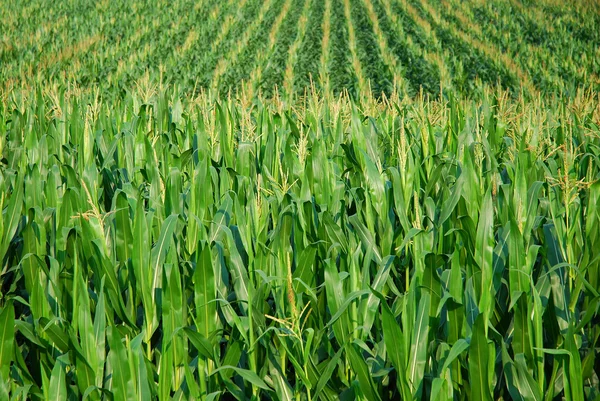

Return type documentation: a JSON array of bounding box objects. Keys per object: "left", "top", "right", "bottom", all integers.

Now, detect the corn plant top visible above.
[
  {"left": 1, "top": 0, "right": 599, "bottom": 98},
  {"left": 0, "top": 87, "right": 599, "bottom": 399}
]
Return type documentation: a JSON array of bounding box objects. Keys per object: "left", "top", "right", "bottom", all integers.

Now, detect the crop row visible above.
[
  {"left": 439, "top": 0, "right": 597, "bottom": 95},
  {"left": 256, "top": 0, "right": 306, "bottom": 97},
  {"left": 1, "top": 0, "right": 598, "bottom": 98},
  {"left": 292, "top": 0, "right": 325, "bottom": 93},
  {"left": 326, "top": 0, "right": 358, "bottom": 97},
  {"left": 348, "top": 0, "right": 393, "bottom": 98},
  {"left": 370, "top": 0, "right": 441, "bottom": 97}
]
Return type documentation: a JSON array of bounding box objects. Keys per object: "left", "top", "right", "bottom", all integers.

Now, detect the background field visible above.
[
  {"left": 1, "top": 0, "right": 599, "bottom": 99},
  {"left": 1, "top": 0, "right": 600, "bottom": 400}
]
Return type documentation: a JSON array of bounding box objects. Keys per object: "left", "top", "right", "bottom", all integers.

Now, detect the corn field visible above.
[
  {"left": 1, "top": 0, "right": 600, "bottom": 400},
  {"left": 1, "top": 0, "right": 599, "bottom": 98}
]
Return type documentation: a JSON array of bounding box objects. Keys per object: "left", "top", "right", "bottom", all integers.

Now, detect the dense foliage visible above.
[
  {"left": 1, "top": 87, "right": 600, "bottom": 400},
  {"left": 1, "top": 0, "right": 599, "bottom": 400}
]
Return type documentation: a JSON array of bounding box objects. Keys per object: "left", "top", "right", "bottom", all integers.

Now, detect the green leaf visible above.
[
  {"left": 211, "top": 366, "right": 270, "bottom": 390},
  {"left": 325, "top": 290, "right": 370, "bottom": 329},
  {"left": 408, "top": 293, "right": 430, "bottom": 397},
  {"left": 440, "top": 338, "right": 470, "bottom": 373},
  {"left": 114, "top": 191, "right": 133, "bottom": 264},
  {"left": 151, "top": 214, "right": 179, "bottom": 303},
  {"left": 322, "top": 212, "right": 348, "bottom": 254},
  {"left": 39, "top": 317, "right": 69, "bottom": 353},
  {"left": 132, "top": 197, "right": 152, "bottom": 340},
  {"left": 48, "top": 356, "right": 67, "bottom": 401},
  {"left": 0, "top": 302, "right": 15, "bottom": 381},
  {"left": 314, "top": 346, "right": 344, "bottom": 399},
  {"left": 370, "top": 287, "right": 411, "bottom": 398},
  {"left": 347, "top": 342, "right": 382, "bottom": 401},
  {"left": 184, "top": 328, "right": 215, "bottom": 361},
  {"left": 468, "top": 314, "right": 493, "bottom": 401},
  {"left": 349, "top": 214, "right": 382, "bottom": 264},
  {"left": 514, "top": 353, "right": 542, "bottom": 401},
  {"left": 475, "top": 188, "right": 495, "bottom": 334},
  {"left": 438, "top": 173, "right": 464, "bottom": 226},
  {"left": 0, "top": 174, "right": 23, "bottom": 262},
  {"left": 108, "top": 326, "right": 136, "bottom": 401}
]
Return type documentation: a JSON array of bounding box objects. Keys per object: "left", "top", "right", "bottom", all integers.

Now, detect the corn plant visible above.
[{"left": 1, "top": 85, "right": 599, "bottom": 401}]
